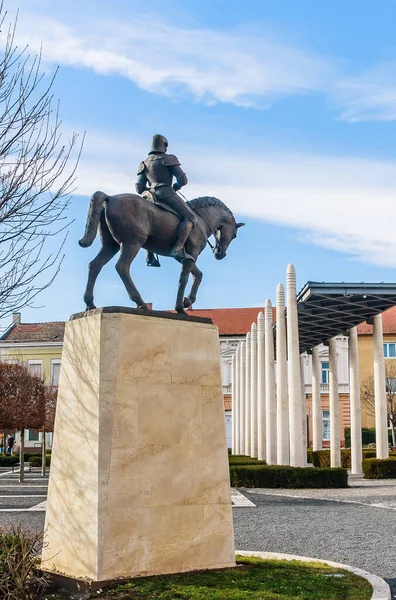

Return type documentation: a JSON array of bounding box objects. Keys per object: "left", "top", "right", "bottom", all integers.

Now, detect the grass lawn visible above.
[{"left": 46, "top": 556, "right": 373, "bottom": 599}]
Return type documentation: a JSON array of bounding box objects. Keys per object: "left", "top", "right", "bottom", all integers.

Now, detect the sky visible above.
[{"left": 2, "top": 0, "right": 396, "bottom": 324}]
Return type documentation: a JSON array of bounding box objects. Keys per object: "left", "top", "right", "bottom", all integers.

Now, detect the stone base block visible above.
[{"left": 42, "top": 308, "right": 235, "bottom": 582}]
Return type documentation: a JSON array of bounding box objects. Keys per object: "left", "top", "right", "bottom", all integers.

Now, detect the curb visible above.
[{"left": 236, "top": 550, "right": 390, "bottom": 600}]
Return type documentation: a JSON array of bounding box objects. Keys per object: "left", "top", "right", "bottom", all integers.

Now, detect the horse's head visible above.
[
  {"left": 186, "top": 197, "right": 245, "bottom": 260},
  {"left": 214, "top": 219, "right": 245, "bottom": 260}
]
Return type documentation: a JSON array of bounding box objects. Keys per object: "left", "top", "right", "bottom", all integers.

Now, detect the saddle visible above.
[{"left": 141, "top": 190, "right": 182, "bottom": 220}]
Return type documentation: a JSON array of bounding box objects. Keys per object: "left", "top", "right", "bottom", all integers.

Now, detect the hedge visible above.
[
  {"left": 362, "top": 457, "right": 396, "bottom": 479},
  {"left": 229, "top": 465, "right": 348, "bottom": 488},
  {"left": 344, "top": 426, "right": 393, "bottom": 448},
  {"left": 229, "top": 455, "right": 266, "bottom": 466},
  {"left": 0, "top": 454, "right": 19, "bottom": 467},
  {"left": 311, "top": 449, "right": 377, "bottom": 468},
  {"left": 29, "top": 455, "right": 51, "bottom": 468}
]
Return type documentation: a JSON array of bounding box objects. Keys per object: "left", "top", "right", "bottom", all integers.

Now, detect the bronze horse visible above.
[{"left": 79, "top": 191, "right": 244, "bottom": 313}]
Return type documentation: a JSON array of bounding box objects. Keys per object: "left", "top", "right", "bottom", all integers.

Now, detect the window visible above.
[
  {"left": 28, "top": 429, "right": 39, "bottom": 441},
  {"left": 50, "top": 360, "right": 61, "bottom": 386},
  {"left": 322, "top": 410, "right": 330, "bottom": 441},
  {"left": 387, "top": 378, "right": 396, "bottom": 394},
  {"left": 222, "top": 360, "right": 232, "bottom": 388},
  {"left": 28, "top": 360, "right": 42, "bottom": 377},
  {"left": 384, "top": 343, "right": 396, "bottom": 358},
  {"left": 321, "top": 362, "right": 329, "bottom": 385}
]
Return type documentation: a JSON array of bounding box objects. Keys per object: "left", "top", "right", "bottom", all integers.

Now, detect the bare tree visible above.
[
  {"left": 0, "top": 2, "right": 83, "bottom": 318},
  {"left": 361, "top": 361, "right": 396, "bottom": 446},
  {"left": 41, "top": 384, "right": 57, "bottom": 476},
  {"left": 0, "top": 361, "right": 45, "bottom": 482}
]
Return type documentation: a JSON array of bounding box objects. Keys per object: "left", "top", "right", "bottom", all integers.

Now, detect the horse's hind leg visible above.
[
  {"left": 83, "top": 240, "right": 119, "bottom": 310},
  {"left": 183, "top": 263, "right": 203, "bottom": 308},
  {"left": 116, "top": 242, "right": 147, "bottom": 309}
]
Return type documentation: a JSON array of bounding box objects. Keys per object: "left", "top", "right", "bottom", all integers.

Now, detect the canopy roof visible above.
[{"left": 295, "top": 282, "right": 396, "bottom": 353}]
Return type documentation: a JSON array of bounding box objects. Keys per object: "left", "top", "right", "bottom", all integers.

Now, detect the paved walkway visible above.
[
  {"left": 233, "top": 477, "right": 396, "bottom": 599},
  {"left": 0, "top": 469, "right": 394, "bottom": 597}
]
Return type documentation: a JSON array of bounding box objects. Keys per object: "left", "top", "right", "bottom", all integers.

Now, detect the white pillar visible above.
[
  {"left": 276, "top": 283, "right": 289, "bottom": 465},
  {"left": 250, "top": 322, "right": 258, "bottom": 457},
  {"left": 329, "top": 337, "right": 341, "bottom": 468},
  {"left": 373, "top": 314, "right": 389, "bottom": 459},
  {"left": 239, "top": 341, "right": 246, "bottom": 454},
  {"left": 235, "top": 347, "right": 241, "bottom": 454},
  {"left": 257, "top": 311, "right": 266, "bottom": 461},
  {"left": 286, "top": 264, "right": 304, "bottom": 467},
  {"left": 312, "top": 346, "right": 322, "bottom": 451},
  {"left": 232, "top": 353, "right": 237, "bottom": 455},
  {"left": 300, "top": 355, "right": 307, "bottom": 456},
  {"left": 349, "top": 327, "right": 362, "bottom": 474},
  {"left": 265, "top": 299, "right": 276, "bottom": 464},
  {"left": 244, "top": 333, "right": 251, "bottom": 456}
]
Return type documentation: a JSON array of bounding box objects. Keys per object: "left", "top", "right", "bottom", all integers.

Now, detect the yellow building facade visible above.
[
  {"left": 0, "top": 314, "right": 64, "bottom": 449},
  {"left": 358, "top": 323, "right": 396, "bottom": 428}
]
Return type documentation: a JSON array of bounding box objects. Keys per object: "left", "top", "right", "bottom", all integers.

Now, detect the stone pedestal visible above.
[{"left": 42, "top": 308, "right": 235, "bottom": 583}]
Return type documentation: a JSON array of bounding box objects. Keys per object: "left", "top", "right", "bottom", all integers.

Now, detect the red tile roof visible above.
[
  {"left": 186, "top": 307, "right": 274, "bottom": 335},
  {"left": 1, "top": 322, "right": 65, "bottom": 342},
  {"left": 357, "top": 306, "right": 396, "bottom": 335}
]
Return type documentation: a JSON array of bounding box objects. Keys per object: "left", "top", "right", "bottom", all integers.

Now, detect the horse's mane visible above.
[{"left": 187, "top": 196, "right": 234, "bottom": 220}]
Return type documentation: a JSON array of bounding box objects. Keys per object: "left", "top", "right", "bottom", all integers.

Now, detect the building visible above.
[{"left": 0, "top": 313, "right": 64, "bottom": 450}]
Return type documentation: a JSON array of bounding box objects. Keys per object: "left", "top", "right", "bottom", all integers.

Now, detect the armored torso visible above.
[{"left": 138, "top": 153, "right": 181, "bottom": 189}]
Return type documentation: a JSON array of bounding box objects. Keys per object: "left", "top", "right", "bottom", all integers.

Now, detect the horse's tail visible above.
[{"left": 78, "top": 191, "right": 109, "bottom": 247}]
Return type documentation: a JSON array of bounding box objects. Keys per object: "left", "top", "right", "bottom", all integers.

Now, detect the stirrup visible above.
[
  {"left": 146, "top": 256, "right": 161, "bottom": 267},
  {"left": 170, "top": 246, "right": 195, "bottom": 262}
]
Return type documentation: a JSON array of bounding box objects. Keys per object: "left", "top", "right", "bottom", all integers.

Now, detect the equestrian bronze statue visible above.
[{"left": 79, "top": 134, "right": 244, "bottom": 314}]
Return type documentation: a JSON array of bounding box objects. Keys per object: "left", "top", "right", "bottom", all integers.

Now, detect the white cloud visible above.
[
  {"left": 333, "top": 62, "right": 396, "bottom": 122},
  {"left": 76, "top": 129, "right": 396, "bottom": 267},
  {"left": 8, "top": 7, "right": 332, "bottom": 107},
  {"left": 5, "top": 1, "right": 396, "bottom": 121}
]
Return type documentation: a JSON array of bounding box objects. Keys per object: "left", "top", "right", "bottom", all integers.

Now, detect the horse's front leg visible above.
[
  {"left": 175, "top": 259, "right": 194, "bottom": 314},
  {"left": 183, "top": 263, "right": 203, "bottom": 308}
]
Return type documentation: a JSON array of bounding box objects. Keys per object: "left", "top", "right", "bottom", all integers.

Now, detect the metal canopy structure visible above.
[{"left": 295, "top": 282, "right": 396, "bottom": 353}]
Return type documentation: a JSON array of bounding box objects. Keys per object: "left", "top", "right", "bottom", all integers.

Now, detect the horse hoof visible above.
[
  {"left": 175, "top": 306, "right": 187, "bottom": 315},
  {"left": 137, "top": 303, "right": 149, "bottom": 310},
  {"left": 85, "top": 304, "right": 96, "bottom": 311},
  {"left": 183, "top": 297, "right": 192, "bottom": 308}
]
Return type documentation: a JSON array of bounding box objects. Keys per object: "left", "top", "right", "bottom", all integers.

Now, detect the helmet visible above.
[{"left": 150, "top": 134, "right": 168, "bottom": 154}]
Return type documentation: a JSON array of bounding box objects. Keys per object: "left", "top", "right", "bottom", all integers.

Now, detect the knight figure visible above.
[{"left": 136, "top": 134, "right": 197, "bottom": 266}]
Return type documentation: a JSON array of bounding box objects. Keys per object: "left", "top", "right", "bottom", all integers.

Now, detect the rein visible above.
[{"left": 207, "top": 238, "right": 216, "bottom": 253}]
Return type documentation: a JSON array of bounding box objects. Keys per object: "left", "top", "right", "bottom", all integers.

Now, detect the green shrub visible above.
[
  {"left": 229, "top": 465, "right": 348, "bottom": 488},
  {"left": 344, "top": 426, "right": 393, "bottom": 448},
  {"left": 29, "top": 456, "right": 51, "bottom": 468},
  {"left": 0, "top": 455, "right": 19, "bottom": 467},
  {"left": 307, "top": 448, "right": 313, "bottom": 464},
  {"left": 312, "top": 449, "right": 377, "bottom": 468},
  {"left": 229, "top": 455, "right": 266, "bottom": 466},
  {"left": 362, "top": 457, "right": 396, "bottom": 479},
  {"left": 0, "top": 525, "right": 48, "bottom": 599}
]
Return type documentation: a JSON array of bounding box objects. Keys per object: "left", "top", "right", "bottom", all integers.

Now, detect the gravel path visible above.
[{"left": 233, "top": 477, "right": 396, "bottom": 599}]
